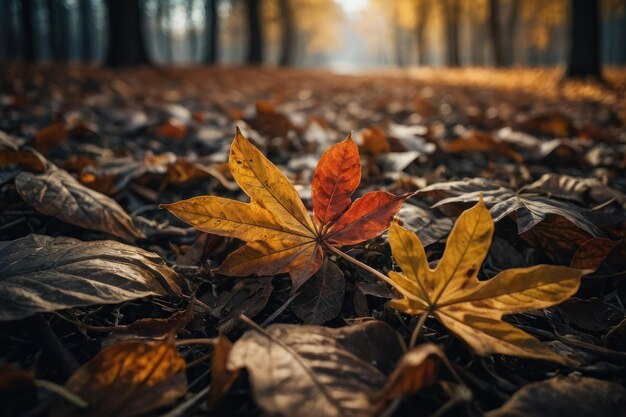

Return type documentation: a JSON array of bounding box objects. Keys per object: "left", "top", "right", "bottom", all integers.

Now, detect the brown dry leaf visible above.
[
  {"left": 292, "top": 258, "right": 345, "bottom": 324},
  {"left": 162, "top": 130, "right": 408, "bottom": 290},
  {"left": 440, "top": 131, "right": 523, "bottom": 162},
  {"left": 486, "top": 375, "right": 626, "bottom": 417},
  {"left": 361, "top": 126, "right": 391, "bottom": 156},
  {"left": 0, "top": 147, "right": 48, "bottom": 173},
  {"left": 0, "top": 364, "right": 35, "bottom": 393},
  {"left": 0, "top": 234, "right": 185, "bottom": 321},
  {"left": 373, "top": 343, "right": 443, "bottom": 403},
  {"left": 227, "top": 321, "right": 405, "bottom": 417},
  {"left": 34, "top": 122, "right": 67, "bottom": 152},
  {"left": 16, "top": 167, "right": 144, "bottom": 241},
  {"left": 569, "top": 238, "right": 622, "bottom": 271},
  {"left": 52, "top": 340, "right": 187, "bottom": 417},
  {"left": 155, "top": 118, "right": 187, "bottom": 141},
  {"left": 387, "top": 199, "right": 586, "bottom": 364},
  {"left": 207, "top": 334, "right": 238, "bottom": 408}
]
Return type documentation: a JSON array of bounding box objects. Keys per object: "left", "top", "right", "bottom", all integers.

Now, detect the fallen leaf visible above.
[
  {"left": 16, "top": 167, "right": 144, "bottom": 241},
  {"left": 207, "top": 334, "right": 238, "bottom": 408},
  {"left": 34, "top": 122, "right": 67, "bottom": 152},
  {"left": 387, "top": 198, "right": 586, "bottom": 364},
  {"left": 418, "top": 177, "right": 601, "bottom": 236},
  {"left": 373, "top": 343, "right": 442, "bottom": 403},
  {"left": 361, "top": 126, "right": 390, "bottom": 156},
  {"left": 292, "top": 258, "right": 345, "bottom": 324},
  {"left": 155, "top": 118, "right": 187, "bottom": 141},
  {"left": 486, "top": 375, "right": 626, "bottom": 417},
  {"left": 226, "top": 320, "right": 405, "bottom": 417},
  {"left": 162, "top": 129, "right": 409, "bottom": 290},
  {"left": 440, "top": 130, "right": 523, "bottom": 162},
  {"left": 0, "top": 234, "right": 185, "bottom": 321},
  {"left": 53, "top": 340, "right": 187, "bottom": 417}
]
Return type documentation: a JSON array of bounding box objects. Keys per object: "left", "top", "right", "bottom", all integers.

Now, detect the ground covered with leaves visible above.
[{"left": 1, "top": 65, "right": 626, "bottom": 417}]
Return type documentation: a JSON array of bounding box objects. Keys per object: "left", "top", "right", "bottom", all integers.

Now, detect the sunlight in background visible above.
[{"left": 337, "top": 0, "right": 369, "bottom": 15}]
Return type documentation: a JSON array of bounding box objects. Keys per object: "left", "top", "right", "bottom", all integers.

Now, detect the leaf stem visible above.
[
  {"left": 324, "top": 244, "right": 403, "bottom": 292},
  {"left": 409, "top": 312, "right": 429, "bottom": 348},
  {"left": 175, "top": 338, "right": 218, "bottom": 347}
]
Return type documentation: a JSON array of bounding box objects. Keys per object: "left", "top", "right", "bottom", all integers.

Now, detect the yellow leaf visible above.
[
  {"left": 162, "top": 129, "right": 408, "bottom": 290},
  {"left": 387, "top": 198, "right": 586, "bottom": 364}
]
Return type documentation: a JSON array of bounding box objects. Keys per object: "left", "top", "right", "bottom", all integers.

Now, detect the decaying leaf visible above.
[
  {"left": 0, "top": 234, "right": 185, "bottom": 321},
  {"left": 227, "top": 320, "right": 406, "bottom": 417},
  {"left": 53, "top": 340, "right": 187, "bottom": 417},
  {"left": 387, "top": 198, "right": 586, "bottom": 364},
  {"left": 486, "top": 375, "right": 626, "bottom": 417},
  {"left": 292, "top": 258, "right": 345, "bottom": 324},
  {"left": 373, "top": 343, "right": 443, "bottom": 403},
  {"left": 162, "top": 129, "right": 409, "bottom": 290},
  {"left": 16, "top": 167, "right": 144, "bottom": 241},
  {"left": 418, "top": 177, "right": 601, "bottom": 236},
  {"left": 207, "top": 334, "right": 238, "bottom": 408}
]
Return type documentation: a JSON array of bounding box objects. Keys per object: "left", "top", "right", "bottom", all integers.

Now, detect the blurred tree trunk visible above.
[
  {"left": 163, "top": 1, "right": 173, "bottom": 63},
  {"left": 20, "top": 0, "right": 36, "bottom": 61},
  {"left": 79, "top": 0, "right": 94, "bottom": 62},
  {"left": 47, "top": 0, "right": 68, "bottom": 62},
  {"left": 244, "top": 0, "right": 264, "bottom": 64},
  {"left": 414, "top": 0, "right": 429, "bottom": 66},
  {"left": 442, "top": 0, "right": 461, "bottom": 67},
  {"left": 278, "top": 0, "right": 294, "bottom": 66},
  {"left": 204, "top": 0, "right": 219, "bottom": 63},
  {"left": 105, "top": 0, "right": 150, "bottom": 67},
  {"left": 565, "top": 0, "right": 602, "bottom": 79},
  {"left": 187, "top": 1, "right": 198, "bottom": 61},
  {"left": 489, "top": 0, "right": 520, "bottom": 67}
]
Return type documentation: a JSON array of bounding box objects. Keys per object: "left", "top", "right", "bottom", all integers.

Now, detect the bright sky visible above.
[{"left": 337, "top": 0, "right": 369, "bottom": 14}]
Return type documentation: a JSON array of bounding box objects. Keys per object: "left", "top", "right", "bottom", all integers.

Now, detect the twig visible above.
[
  {"left": 325, "top": 243, "right": 403, "bottom": 292},
  {"left": 261, "top": 292, "right": 300, "bottom": 327},
  {"left": 159, "top": 385, "right": 211, "bottom": 417},
  {"left": 34, "top": 379, "right": 88, "bottom": 409}
]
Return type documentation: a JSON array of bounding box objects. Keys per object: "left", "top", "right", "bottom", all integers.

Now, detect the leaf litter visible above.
[{"left": 0, "top": 65, "right": 626, "bottom": 417}]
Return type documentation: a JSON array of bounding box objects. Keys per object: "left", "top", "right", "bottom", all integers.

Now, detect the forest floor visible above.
[{"left": 1, "top": 65, "right": 626, "bottom": 417}]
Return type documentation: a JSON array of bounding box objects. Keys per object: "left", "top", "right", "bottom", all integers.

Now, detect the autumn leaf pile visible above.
[{"left": 1, "top": 65, "right": 626, "bottom": 417}]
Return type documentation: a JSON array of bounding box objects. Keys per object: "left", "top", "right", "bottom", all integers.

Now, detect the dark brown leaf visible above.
[
  {"left": 292, "top": 258, "right": 345, "bottom": 324},
  {"left": 0, "top": 234, "right": 185, "bottom": 321}
]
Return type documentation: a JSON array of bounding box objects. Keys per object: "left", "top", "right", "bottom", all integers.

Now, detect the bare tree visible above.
[
  {"left": 204, "top": 0, "right": 219, "bottom": 63},
  {"left": 278, "top": 0, "right": 294, "bottom": 66},
  {"left": 442, "top": 0, "right": 461, "bottom": 67},
  {"left": 244, "top": 0, "right": 264, "bottom": 64},
  {"left": 565, "top": 0, "right": 602, "bottom": 79},
  {"left": 414, "top": 0, "right": 430, "bottom": 66},
  {"left": 79, "top": 0, "right": 95, "bottom": 62},
  {"left": 489, "top": 0, "right": 520, "bottom": 67},
  {"left": 105, "top": 0, "right": 150, "bottom": 67},
  {"left": 20, "top": 0, "right": 35, "bottom": 61}
]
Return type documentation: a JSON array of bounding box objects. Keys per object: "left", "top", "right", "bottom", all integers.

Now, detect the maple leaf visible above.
[
  {"left": 162, "top": 129, "right": 409, "bottom": 290},
  {"left": 387, "top": 197, "right": 587, "bottom": 364}
]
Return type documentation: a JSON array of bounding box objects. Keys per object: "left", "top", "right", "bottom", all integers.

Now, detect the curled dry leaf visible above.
[
  {"left": 486, "top": 375, "right": 626, "bottom": 417},
  {"left": 15, "top": 167, "right": 144, "bottom": 241},
  {"left": 292, "top": 258, "right": 345, "bottom": 324},
  {"left": 0, "top": 234, "right": 185, "bottom": 321},
  {"left": 162, "top": 129, "right": 409, "bottom": 290},
  {"left": 418, "top": 177, "right": 601, "bottom": 236},
  {"left": 387, "top": 198, "right": 587, "bottom": 364},
  {"left": 33, "top": 122, "right": 67, "bottom": 152},
  {"left": 52, "top": 341, "right": 187, "bottom": 417},
  {"left": 226, "top": 320, "right": 406, "bottom": 417},
  {"left": 373, "top": 343, "right": 443, "bottom": 403}
]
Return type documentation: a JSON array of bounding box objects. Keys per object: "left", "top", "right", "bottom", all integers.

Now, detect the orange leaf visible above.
[
  {"left": 162, "top": 129, "right": 409, "bottom": 290},
  {"left": 312, "top": 134, "right": 361, "bottom": 227}
]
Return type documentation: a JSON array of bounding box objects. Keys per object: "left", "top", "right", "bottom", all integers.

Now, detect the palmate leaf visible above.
[
  {"left": 162, "top": 129, "right": 409, "bottom": 290},
  {"left": 387, "top": 198, "right": 587, "bottom": 364}
]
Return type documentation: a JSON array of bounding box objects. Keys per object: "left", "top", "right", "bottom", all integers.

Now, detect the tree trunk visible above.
[
  {"left": 204, "top": 0, "right": 219, "bottom": 63},
  {"left": 105, "top": 0, "right": 150, "bottom": 67},
  {"left": 163, "top": 1, "right": 173, "bottom": 63},
  {"left": 187, "top": 1, "right": 198, "bottom": 62},
  {"left": 443, "top": 0, "right": 461, "bottom": 67},
  {"left": 79, "top": 0, "right": 94, "bottom": 62},
  {"left": 414, "top": 1, "right": 429, "bottom": 66},
  {"left": 244, "top": 0, "right": 264, "bottom": 64},
  {"left": 278, "top": 0, "right": 294, "bottom": 66},
  {"left": 488, "top": 0, "right": 504, "bottom": 67},
  {"left": 46, "top": 0, "right": 68, "bottom": 62},
  {"left": 565, "top": 0, "right": 602, "bottom": 79},
  {"left": 20, "top": 0, "right": 36, "bottom": 61},
  {"left": 504, "top": 0, "right": 520, "bottom": 65}
]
